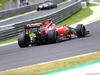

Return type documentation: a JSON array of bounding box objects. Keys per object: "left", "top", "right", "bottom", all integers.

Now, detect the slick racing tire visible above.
[
  {"left": 37, "top": 8, "right": 40, "bottom": 11},
  {"left": 48, "top": 6, "right": 51, "bottom": 9},
  {"left": 48, "top": 30, "right": 59, "bottom": 43},
  {"left": 76, "top": 24, "right": 86, "bottom": 38},
  {"left": 18, "top": 33, "right": 30, "bottom": 48},
  {"left": 54, "top": 4, "right": 57, "bottom": 8}
]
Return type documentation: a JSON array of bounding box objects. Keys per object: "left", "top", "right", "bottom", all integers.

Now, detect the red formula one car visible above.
[{"left": 18, "top": 19, "right": 90, "bottom": 48}]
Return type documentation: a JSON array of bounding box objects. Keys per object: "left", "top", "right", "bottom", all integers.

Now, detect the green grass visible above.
[
  {"left": 0, "top": 52, "right": 100, "bottom": 75},
  {"left": 0, "top": 38, "right": 17, "bottom": 45},
  {"left": 63, "top": 0, "right": 68, "bottom": 2},
  {"left": 0, "top": 3, "right": 98, "bottom": 45},
  {"left": 0, "top": 3, "right": 99, "bottom": 75},
  {"left": 57, "top": 3, "right": 98, "bottom": 26},
  {"left": 0, "top": 0, "right": 34, "bottom": 10},
  {"left": 0, "top": 0, "right": 9, "bottom": 10},
  {"left": 29, "top": 0, "right": 34, "bottom": 2}
]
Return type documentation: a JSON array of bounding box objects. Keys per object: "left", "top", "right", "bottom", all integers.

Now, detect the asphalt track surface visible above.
[
  {"left": 0, "top": 0, "right": 75, "bottom": 26},
  {"left": 94, "top": 0, "right": 100, "bottom": 3},
  {"left": 0, "top": 20, "right": 100, "bottom": 71}
]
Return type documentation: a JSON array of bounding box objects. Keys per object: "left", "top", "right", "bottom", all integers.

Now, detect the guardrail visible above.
[
  {"left": 0, "top": 0, "right": 82, "bottom": 41},
  {"left": 0, "top": 4, "right": 38, "bottom": 19},
  {"left": 0, "top": 0, "right": 63, "bottom": 19},
  {"left": 33, "top": 0, "right": 64, "bottom": 4},
  {"left": 83, "top": 0, "right": 89, "bottom": 4}
]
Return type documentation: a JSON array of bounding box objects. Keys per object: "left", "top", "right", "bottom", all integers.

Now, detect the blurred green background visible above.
[{"left": 0, "top": 0, "right": 34, "bottom": 10}]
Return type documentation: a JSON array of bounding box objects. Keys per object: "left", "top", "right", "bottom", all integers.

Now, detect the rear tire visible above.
[
  {"left": 76, "top": 24, "right": 86, "bottom": 38},
  {"left": 18, "top": 33, "right": 30, "bottom": 48},
  {"left": 48, "top": 30, "right": 59, "bottom": 43}
]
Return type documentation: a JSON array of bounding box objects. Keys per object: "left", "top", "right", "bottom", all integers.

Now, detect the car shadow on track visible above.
[
  {"left": 29, "top": 34, "right": 91, "bottom": 48},
  {"left": 29, "top": 37, "right": 77, "bottom": 47}
]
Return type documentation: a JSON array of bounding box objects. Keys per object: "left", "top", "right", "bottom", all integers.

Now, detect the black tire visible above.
[
  {"left": 76, "top": 24, "right": 86, "bottom": 38},
  {"left": 48, "top": 30, "right": 59, "bottom": 43},
  {"left": 55, "top": 4, "right": 57, "bottom": 8},
  {"left": 56, "top": 5, "right": 57, "bottom": 8},
  {"left": 48, "top": 6, "right": 51, "bottom": 9},
  {"left": 51, "top": 5, "right": 53, "bottom": 8},
  {"left": 37, "top": 8, "right": 40, "bottom": 11},
  {"left": 18, "top": 33, "right": 30, "bottom": 48}
]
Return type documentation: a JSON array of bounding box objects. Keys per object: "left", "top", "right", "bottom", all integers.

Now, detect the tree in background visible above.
[
  {"left": 0, "top": 0, "right": 9, "bottom": 10},
  {"left": 0, "top": 0, "right": 34, "bottom": 10}
]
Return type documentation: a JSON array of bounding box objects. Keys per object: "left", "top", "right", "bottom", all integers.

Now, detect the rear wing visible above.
[
  {"left": 25, "top": 23, "right": 41, "bottom": 29},
  {"left": 24, "top": 23, "right": 46, "bottom": 36}
]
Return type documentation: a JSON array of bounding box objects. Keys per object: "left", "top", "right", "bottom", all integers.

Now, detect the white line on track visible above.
[
  {"left": 0, "top": 41, "right": 17, "bottom": 47},
  {"left": 85, "top": 18, "right": 100, "bottom": 25},
  {"left": 89, "top": 0, "right": 100, "bottom": 5},
  {"left": 0, "top": 1, "right": 100, "bottom": 73},
  {"left": 0, "top": 51, "right": 99, "bottom": 73},
  {"left": 0, "top": 0, "right": 70, "bottom": 23},
  {"left": 0, "top": 18, "right": 100, "bottom": 47},
  {"left": 0, "top": 10, "right": 37, "bottom": 23}
]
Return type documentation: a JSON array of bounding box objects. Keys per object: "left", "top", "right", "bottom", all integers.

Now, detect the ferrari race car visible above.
[
  {"left": 37, "top": 1, "right": 57, "bottom": 11},
  {"left": 18, "top": 19, "right": 90, "bottom": 48}
]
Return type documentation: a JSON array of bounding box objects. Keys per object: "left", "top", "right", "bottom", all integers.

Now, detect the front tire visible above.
[
  {"left": 18, "top": 33, "right": 30, "bottom": 48},
  {"left": 48, "top": 30, "right": 59, "bottom": 43},
  {"left": 76, "top": 24, "right": 86, "bottom": 38}
]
